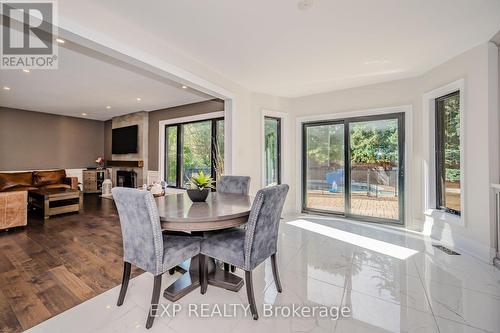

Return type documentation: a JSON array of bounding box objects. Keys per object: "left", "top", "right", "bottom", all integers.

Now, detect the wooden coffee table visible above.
[{"left": 29, "top": 188, "right": 83, "bottom": 219}]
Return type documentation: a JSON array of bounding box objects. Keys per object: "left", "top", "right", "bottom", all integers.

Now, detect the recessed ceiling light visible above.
[
  {"left": 81, "top": 112, "right": 87, "bottom": 116},
  {"left": 136, "top": 97, "right": 142, "bottom": 101},
  {"left": 106, "top": 106, "right": 111, "bottom": 109},
  {"left": 22, "top": 69, "right": 30, "bottom": 73},
  {"left": 181, "top": 85, "right": 188, "bottom": 89},
  {"left": 3, "top": 86, "right": 10, "bottom": 90},
  {"left": 56, "top": 38, "right": 65, "bottom": 44},
  {"left": 298, "top": 0, "right": 313, "bottom": 11}
]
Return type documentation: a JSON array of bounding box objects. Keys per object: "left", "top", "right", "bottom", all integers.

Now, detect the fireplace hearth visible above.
[{"left": 116, "top": 170, "right": 137, "bottom": 188}]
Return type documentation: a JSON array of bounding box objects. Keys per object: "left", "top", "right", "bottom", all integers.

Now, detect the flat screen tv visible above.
[{"left": 112, "top": 125, "right": 138, "bottom": 154}]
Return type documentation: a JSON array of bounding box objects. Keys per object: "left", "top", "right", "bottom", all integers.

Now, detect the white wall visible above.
[
  {"left": 288, "top": 42, "right": 500, "bottom": 262},
  {"left": 421, "top": 42, "right": 498, "bottom": 261},
  {"left": 290, "top": 76, "right": 421, "bottom": 221},
  {"left": 250, "top": 93, "right": 293, "bottom": 211},
  {"left": 232, "top": 92, "right": 291, "bottom": 196}
]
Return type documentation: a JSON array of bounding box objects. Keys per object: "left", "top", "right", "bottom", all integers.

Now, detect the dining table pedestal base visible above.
[
  {"left": 158, "top": 193, "right": 252, "bottom": 302},
  {"left": 163, "top": 254, "right": 243, "bottom": 302}
]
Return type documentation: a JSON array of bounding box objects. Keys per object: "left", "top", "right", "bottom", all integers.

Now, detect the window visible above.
[
  {"left": 215, "top": 119, "right": 224, "bottom": 181},
  {"left": 165, "top": 118, "right": 224, "bottom": 188},
  {"left": 165, "top": 126, "right": 177, "bottom": 187},
  {"left": 435, "top": 91, "right": 461, "bottom": 215},
  {"left": 264, "top": 116, "right": 281, "bottom": 186}
]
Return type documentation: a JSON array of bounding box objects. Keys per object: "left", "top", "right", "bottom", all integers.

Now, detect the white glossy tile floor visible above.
[{"left": 25, "top": 215, "right": 500, "bottom": 333}]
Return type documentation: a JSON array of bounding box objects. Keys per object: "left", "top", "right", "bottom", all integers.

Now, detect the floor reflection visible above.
[
  {"left": 287, "top": 219, "right": 419, "bottom": 259},
  {"left": 25, "top": 215, "right": 500, "bottom": 333}
]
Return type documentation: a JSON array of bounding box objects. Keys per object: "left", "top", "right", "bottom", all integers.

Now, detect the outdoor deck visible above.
[{"left": 306, "top": 192, "right": 399, "bottom": 220}]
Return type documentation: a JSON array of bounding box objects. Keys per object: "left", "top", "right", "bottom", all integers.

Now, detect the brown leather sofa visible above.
[
  {"left": 0, "top": 169, "right": 78, "bottom": 192},
  {"left": 0, "top": 170, "right": 78, "bottom": 230}
]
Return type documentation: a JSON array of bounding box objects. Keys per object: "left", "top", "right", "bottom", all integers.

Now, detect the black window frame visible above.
[
  {"left": 435, "top": 90, "right": 461, "bottom": 216},
  {"left": 263, "top": 116, "right": 282, "bottom": 186},
  {"left": 301, "top": 112, "right": 405, "bottom": 225},
  {"left": 165, "top": 117, "right": 224, "bottom": 189}
]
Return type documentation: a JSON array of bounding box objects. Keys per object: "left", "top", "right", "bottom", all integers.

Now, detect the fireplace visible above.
[{"left": 116, "top": 170, "right": 137, "bottom": 188}]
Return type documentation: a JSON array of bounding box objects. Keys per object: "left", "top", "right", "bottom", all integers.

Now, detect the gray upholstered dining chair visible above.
[
  {"left": 112, "top": 187, "right": 202, "bottom": 329},
  {"left": 217, "top": 175, "right": 251, "bottom": 195},
  {"left": 217, "top": 175, "right": 251, "bottom": 272},
  {"left": 200, "top": 184, "right": 289, "bottom": 320}
]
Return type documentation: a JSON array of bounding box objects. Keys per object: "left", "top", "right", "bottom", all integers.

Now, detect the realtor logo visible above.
[{"left": 1, "top": 1, "right": 58, "bottom": 69}]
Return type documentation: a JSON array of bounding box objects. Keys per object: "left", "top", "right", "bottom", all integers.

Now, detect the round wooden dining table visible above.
[{"left": 155, "top": 191, "right": 252, "bottom": 302}]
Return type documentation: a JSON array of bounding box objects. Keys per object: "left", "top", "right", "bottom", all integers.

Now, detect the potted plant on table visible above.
[{"left": 186, "top": 171, "right": 214, "bottom": 202}]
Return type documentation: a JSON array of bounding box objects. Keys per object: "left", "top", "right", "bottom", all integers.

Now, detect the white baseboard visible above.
[{"left": 422, "top": 217, "right": 496, "bottom": 264}]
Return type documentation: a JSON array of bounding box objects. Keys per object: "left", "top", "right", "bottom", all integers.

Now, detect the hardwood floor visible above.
[{"left": 0, "top": 194, "right": 142, "bottom": 333}]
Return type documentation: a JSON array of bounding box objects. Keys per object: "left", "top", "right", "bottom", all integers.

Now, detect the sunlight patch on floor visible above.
[{"left": 287, "top": 219, "right": 419, "bottom": 260}]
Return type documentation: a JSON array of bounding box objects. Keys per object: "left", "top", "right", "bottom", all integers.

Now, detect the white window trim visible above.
[
  {"left": 158, "top": 111, "right": 225, "bottom": 183},
  {"left": 261, "top": 109, "right": 287, "bottom": 187},
  {"left": 422, "top": 79, "right": 465, "bottom": 227},
  {"left": 295, "top": 105, "right": 413, "bottom": 225}
]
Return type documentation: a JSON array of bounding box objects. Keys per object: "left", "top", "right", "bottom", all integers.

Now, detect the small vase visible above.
[{"left": 187, "top": 188, "right": 210, "bottom": 202}]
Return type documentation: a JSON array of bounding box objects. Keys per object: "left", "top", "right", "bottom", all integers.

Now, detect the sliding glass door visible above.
[
  {"left": 348, "top": 116, "right": 403, "bottom": 222},
  {"left": 303, "top": 113, "right": 405, "bottom": 224},
  {"left": 303, "top": 122, "right": 345, "bottom": 213}
]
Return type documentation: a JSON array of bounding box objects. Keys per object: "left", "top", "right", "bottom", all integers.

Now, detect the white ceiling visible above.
[
  {"left": 87, "top": 0, "right": 500, "bottom": 97},
  {"left": 0, "top": 42, "right": 213, "bottom": 120}
]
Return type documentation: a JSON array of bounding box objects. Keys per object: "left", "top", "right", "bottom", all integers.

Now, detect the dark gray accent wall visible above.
[
  {"left": 147, "top": 99, "right": 224, "bottom": 171},
  {"left": 0, "top": 107, "right": 104, "bottom": 171}
]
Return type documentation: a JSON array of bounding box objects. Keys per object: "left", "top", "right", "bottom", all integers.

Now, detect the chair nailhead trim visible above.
[
  {"left": 145, "top": 193, "right": 163, "bottom": 275},
  {"left": 244, "top": 191, "right": 264, "bottom": 270}
]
